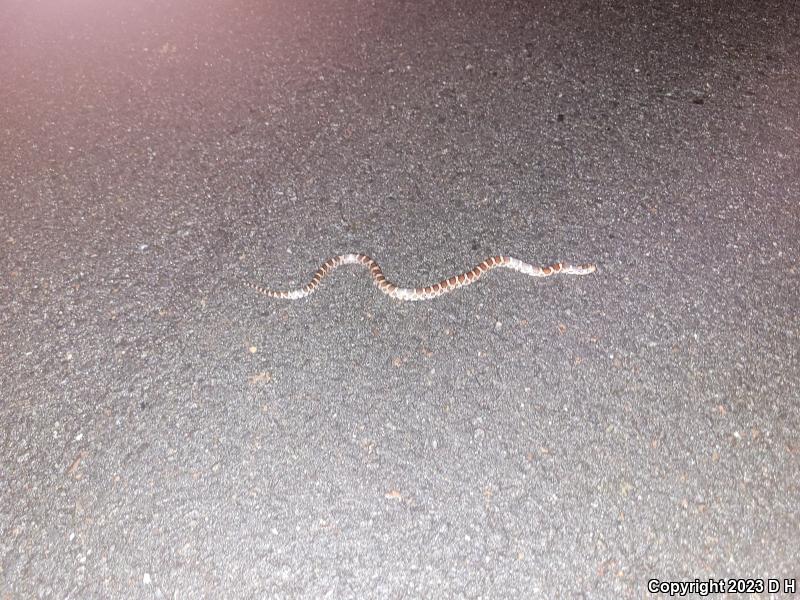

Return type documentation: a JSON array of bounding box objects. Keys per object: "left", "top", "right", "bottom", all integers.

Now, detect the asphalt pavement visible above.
[{"left": 2, "top": 0, "right": 798, "bottom": 597}]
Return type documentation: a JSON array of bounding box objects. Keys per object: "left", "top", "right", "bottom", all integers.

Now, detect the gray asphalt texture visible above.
[{"left": 2, "top": 0, "right": 799, "bottom": 598}]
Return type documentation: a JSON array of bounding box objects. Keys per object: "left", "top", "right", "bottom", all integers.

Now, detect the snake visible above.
[{"left": 245, "top": 254, "right": 595, "bottom": 302}]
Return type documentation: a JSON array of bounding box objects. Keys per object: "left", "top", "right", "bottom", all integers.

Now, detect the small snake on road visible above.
[{"left": 245, "top": 253, "right": 595, "bottom": 301}]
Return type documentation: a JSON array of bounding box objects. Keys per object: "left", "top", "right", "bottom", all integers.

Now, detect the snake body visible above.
[{"left": 245, "top": 253, "right": 595, "bottom": 302}]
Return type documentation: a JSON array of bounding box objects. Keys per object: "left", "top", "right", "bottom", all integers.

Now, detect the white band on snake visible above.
[{"left": 245, "top": 254, "right": 595, "bottom": 302}]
